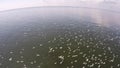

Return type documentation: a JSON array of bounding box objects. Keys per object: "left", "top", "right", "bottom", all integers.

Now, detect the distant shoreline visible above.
[{"left": 0, "top": 6, "right": 120, "bottom": 14}]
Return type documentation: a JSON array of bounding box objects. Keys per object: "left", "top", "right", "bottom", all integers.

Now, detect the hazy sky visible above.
[{"left": 0, "top": 0, "right": 104, "bottom": 11}]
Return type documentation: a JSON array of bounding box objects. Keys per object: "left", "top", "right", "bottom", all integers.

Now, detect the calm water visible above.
[{"left": 0, "top": 7, "right": 120, "bottom": 68}]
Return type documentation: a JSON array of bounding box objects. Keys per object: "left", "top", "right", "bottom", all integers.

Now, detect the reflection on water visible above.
[{"left": 0, "top": 7, "right": 120, "bottom": 68}]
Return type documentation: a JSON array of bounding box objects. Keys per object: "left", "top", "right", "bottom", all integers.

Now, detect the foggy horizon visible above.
[{"left": 0, "top": 0, "right": 120, "bottom": 11}]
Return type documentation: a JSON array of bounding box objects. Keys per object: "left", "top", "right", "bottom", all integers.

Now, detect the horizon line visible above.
[{"left": 0, "top": 6, "right": 120, "bottom": 14}]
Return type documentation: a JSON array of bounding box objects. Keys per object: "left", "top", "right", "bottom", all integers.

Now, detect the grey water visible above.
[{"left": 0, "top": 7, "right": 120, "bottom": 68}]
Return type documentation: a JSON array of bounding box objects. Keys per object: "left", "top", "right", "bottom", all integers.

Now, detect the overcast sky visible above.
[{"left": 0, "top": 0, "right": 112, "bottom": 11}]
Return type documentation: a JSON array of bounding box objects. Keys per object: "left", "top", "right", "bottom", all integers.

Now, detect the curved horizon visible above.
[
  {"left": 0, "top": 6, "right": 120, "bottom": 14},
  {"left": 0, "top": 0, "right": 113, "bottom": 11}
]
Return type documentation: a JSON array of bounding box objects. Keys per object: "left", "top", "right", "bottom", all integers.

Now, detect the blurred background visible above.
[{"left": 0, "top": 0, "right": 120, "bottom": 11}]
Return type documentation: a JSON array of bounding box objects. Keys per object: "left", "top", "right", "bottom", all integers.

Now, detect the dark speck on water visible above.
[{"left": 0, "top": 7, "right": 120, "bottom": 68}]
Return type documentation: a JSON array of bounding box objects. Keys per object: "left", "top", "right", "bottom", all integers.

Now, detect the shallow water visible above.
[{"left": 0, "top": 7, "right": 120, "bottom": 68}]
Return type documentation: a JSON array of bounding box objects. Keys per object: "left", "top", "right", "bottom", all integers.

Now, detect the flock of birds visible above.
[{"left": 0, "top": 20, "right": 120, "bottom": 68}]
